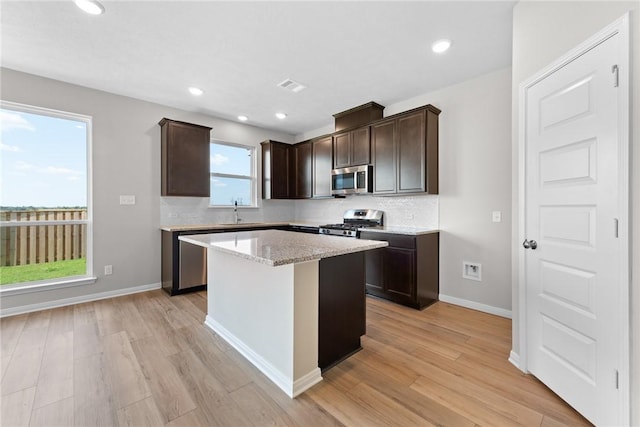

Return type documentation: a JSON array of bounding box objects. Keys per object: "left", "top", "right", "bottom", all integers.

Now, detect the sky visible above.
[{"left": 1, "top": 108, "right": 87, "bottom": 208}]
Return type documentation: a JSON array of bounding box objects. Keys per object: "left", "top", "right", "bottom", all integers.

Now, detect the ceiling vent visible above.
[{"left": 277, "top": 78, "right": 306, "bottom": 93}]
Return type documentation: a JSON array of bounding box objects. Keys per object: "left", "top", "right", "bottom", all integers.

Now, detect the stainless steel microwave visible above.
[{"left": 331, "top": 165, "right": 373, "bottom": 195}]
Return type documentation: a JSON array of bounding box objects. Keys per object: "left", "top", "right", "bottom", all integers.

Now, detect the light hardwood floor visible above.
[{"left": 1, "top": 290, "right": 591, "bottom": 426}]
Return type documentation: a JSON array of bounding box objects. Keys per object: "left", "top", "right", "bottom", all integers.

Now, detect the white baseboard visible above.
[
  {"left": 292, "top": 367, "right": 323, "bottom": 398},
  {"left": 205, "top": 315, "right": 322, "bottom": 398},
  {"left": 438, "top": 294, "right": 512, "bottom": 319},
  {"left": 508, "top": 350, "right": 521, "bottom": 370},
  {"left": 0, "top": 282, "right": 162, "bottom": 317}
]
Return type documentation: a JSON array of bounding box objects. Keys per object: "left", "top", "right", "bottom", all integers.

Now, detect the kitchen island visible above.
[{"left": 178, "top": 229, "right": 387, "bottom": 398}]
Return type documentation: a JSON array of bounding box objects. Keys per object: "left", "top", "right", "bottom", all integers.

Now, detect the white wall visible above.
[
  {"left": 296, "top": 67, "right": 514, "bottom": 316},
  {"left": 0, "top": 68, "right": 294, "bottom": 313},
  {"left": 511, "top": 2, "right": 639, "bottom": 424}
]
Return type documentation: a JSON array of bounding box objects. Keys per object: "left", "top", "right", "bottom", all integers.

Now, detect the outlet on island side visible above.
[
  {"left": 462, "top": 261, "right": 481, "bottom": 282},
  {"left": 104, "top": 265, "right": 113, "bottom": 275}
]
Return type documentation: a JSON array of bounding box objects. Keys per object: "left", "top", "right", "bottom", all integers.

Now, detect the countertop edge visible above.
[
  {"left": 360, "top": 227, "right": 440, "bottom": 236},
  {"left": 162, "top": 222, "right": 290, "bottom": 232},
  {"left": 163, "top": 222, "right": 438, "bottom": 235}
]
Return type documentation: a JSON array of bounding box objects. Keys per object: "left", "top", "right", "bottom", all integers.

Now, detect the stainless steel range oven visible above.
[{"left": 319, "top": 209, "right": 383, "bottom": 238}]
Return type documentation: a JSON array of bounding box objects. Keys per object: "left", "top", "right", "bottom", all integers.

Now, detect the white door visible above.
[{"left": 522, "top": 21, "right": 628, "bottom": 426}]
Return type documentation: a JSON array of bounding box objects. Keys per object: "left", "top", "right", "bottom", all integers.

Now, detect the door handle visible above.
[{"left": 522, "top": 239, "right": 538, "bottom": 250}]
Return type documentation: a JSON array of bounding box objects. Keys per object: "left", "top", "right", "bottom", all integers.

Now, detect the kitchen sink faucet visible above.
[{"left": 234, "top": 201, "right": 242, "bottom": 224}]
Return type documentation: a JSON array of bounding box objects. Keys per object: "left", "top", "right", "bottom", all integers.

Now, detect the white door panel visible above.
[
  {"left": 523, "top": 31, "right": 623, "bottom": 425},
  {"left": 539, "top": 139, "right": 597, "bottom": 186}
]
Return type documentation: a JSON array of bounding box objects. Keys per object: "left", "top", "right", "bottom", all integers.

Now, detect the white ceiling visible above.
[{"left": 0, "top": 1, "right": 515, "bottom": 136}]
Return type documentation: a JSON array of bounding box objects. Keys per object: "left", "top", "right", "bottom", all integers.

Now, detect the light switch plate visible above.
[
  {"left": 120, "top": 195, "right": 136, "bottom": 205},
  {"left": 492, "top": 211, "right": 502, "bottom": 222}
]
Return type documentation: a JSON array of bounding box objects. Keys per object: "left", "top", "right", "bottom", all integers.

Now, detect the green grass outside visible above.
[{"left": 0, "top": 258, "right": 86, "bottom": 285}]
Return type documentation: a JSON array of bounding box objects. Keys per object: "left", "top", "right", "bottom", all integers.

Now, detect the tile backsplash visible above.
[
  {"left": 160, "top": 194, "right": 438, "bottom": 229},
  {"left": 160, "top": 197, "right": 296, "bottom": 226},
  {"left": 294, "top": 194, "right": 439, "bottom": 228}
]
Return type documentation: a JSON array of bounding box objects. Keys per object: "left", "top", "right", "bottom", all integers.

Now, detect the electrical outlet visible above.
[
  {"left": 168, "top": 213, "right": 178, "bottom": 218},
  {"left": 104, "top": 265, "right": 113, "bottom": 275},
  {"left": 119, "top": 195, "right": 136, "bottom": 205},
  {"left": 492, "top": 211, "right": 502, "bottom": 222},
  {"left": 462, "top": 261, "right": 481, "bottom": 281}
]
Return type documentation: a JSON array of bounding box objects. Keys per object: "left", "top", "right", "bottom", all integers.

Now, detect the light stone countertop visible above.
[
  {"left": 160, "top": 222, "right": 290, "bottom": 232},
  {"left": 359, "top": 226, "right": 440, "bottom": 236},
  {"left": 178, "top": 229, "right": 388, "bottom": 267},
  {"left": 161, "top": 222, "right": 438, "bottom": 235}
]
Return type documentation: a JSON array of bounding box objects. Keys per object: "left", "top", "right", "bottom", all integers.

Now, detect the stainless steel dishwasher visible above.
[
  {"left": 179, "top": 240, "right": 207, "bottom": 290},
  {"left": 162, "top": 230, "right": 209, "bottom": 296}
]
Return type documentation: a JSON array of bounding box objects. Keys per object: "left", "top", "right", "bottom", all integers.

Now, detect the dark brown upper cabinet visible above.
[
  {"left": 332, "top": 126, "right": 370, "bottom": 169},
  {"left": 289, "top": 141, "right": 312, "bottom": 199},
  {"left": 397, "top": 110, "right": 427, "bottom": 193},
  {"left": 333, "top": 102, "right": 384, "bottom": 132},
  {"left": 261, "top": 140, "right": 290, "bottom": 199},
  {"left": 371, "top": 119, "right": 397, "bottom": 194},
  {"left": 311, "top": 135, "right": 333, "bottom": 198},
  {"left": 159, "top": 118, "right": 212, "bottom": 197},
  {"left": 260, "top": 103, "right": 439, "bottom": 200},
  {"left": 371, "top": 105, "right": 440, "bottom": 195}
]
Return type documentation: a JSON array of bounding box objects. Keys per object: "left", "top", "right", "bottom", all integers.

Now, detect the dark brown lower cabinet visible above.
[
  {"left": 360, "top": 231, "right": 439, "bottom": 309},
  {"left": 318, "top": 252, "right": 366, "bottom": 371}
]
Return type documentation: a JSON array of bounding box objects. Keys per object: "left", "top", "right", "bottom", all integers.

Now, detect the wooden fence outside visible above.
[{"left": 0, "top": 209, "right": 87, "bottom": 267}]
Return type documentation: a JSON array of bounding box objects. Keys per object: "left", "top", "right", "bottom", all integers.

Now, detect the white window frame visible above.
[
  {"left": 0, "top": 100, "right": 95, "bottom": 296},
  {"left": 209, "top": 140, "right": 258, "bottom": 208}
]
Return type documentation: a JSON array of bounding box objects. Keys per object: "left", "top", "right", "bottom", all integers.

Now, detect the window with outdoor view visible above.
[
  {"left": 209, "top": 140, "right": 257, "bottom": 207},
  {"left": 0, "top": 101, "right": 93, "bottom": 291}
]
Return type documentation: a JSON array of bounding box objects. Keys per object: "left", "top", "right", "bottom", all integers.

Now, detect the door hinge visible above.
[
  {"left": 614, "top": 218, "right": 619, "bottom": 238},
  {"left": 615, "top": 370, "right": 619, "bottom": 389},
  {"left": 612, "top": 64, "right": 619, "bottom": 87}
]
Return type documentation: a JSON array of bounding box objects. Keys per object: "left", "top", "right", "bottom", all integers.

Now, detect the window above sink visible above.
[{"left": 209, "top": 140, "right": 257, "bottom": 208}]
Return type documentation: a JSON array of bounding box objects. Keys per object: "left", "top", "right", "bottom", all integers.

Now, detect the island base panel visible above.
[
  {"left": 206, "top": 251, "right": 321, "bottom": 398},
  {"left": 318, "top": 252, "right": 366, "bottom": 370}
]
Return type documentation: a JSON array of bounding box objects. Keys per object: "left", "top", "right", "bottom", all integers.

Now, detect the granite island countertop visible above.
[{"left": 178, "top": 229, "right": 388, "bottom": 267}]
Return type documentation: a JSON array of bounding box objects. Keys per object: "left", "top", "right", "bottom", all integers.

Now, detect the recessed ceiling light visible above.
[
  {"left": 432, "top": 39, "right": 452, "bottom": 53},
  {"left": 188, "top": 87, "right": 204, "bottom": 96},
  {"left": 238, "top": 115, "right": 248, "bottom": 122},
  {"left": 275, "top": 113, "right": 287, "bottom": 120},
  {"left": 74, "top": 0, "right": 105, "bottom": 15}
]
